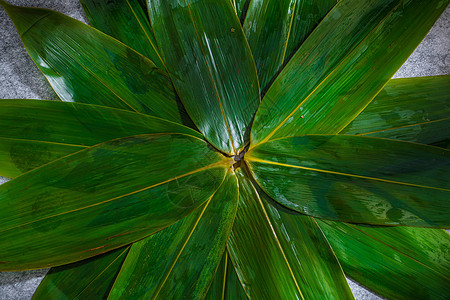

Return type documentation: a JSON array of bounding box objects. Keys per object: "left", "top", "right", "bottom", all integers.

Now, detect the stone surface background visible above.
[{"left": 0, "top": 1, "right": 448, "bottom": 299}]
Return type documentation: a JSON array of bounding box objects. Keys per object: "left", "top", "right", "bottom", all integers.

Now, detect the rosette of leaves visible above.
[{"left": 0, "top": 0, "right": 449, "bottom": 299}]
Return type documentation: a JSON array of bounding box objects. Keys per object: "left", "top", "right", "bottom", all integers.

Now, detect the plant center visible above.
[{"left": 232, "top": 150, "right": 246, "bottom": 170}]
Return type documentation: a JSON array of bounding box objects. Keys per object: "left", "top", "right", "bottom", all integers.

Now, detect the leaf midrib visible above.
[
  {"left": 252, "top": 0, "right": 402, "bottom": 148},
  {"left": 246, "top": 156, "right": 450, "bottom": 192},
  {"left": 246, "top": 176, "right": 305, "bottom": 300},
  {"left": 184, "top": 0, "right": 237, "bottom": 155},
  {"left": 347, "top": 223, "right": 450, "bottom": 279},
  {"left": 0, "top": 161, "right": 228, "bottom": 235}
]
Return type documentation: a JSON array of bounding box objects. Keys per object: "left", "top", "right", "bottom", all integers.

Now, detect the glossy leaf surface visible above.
[
  {"left": 244, "top": 0, "right": 337, "bottom": 92},
  {"left": 227, "top": 168, "right": 353, "bottom": 299},
  {"left": 148, "top": 0, "right": 260, "bottom": 155},
  {"left": 80, "top": 0, "right": 165, "bottom": 69},
  {"left": 247, "top": 135, "right": 450, "bottom": 227},
  {"left": 205, "top": 250, "right": 248, "bottom": 300},
  {"left": 318, "top": 220, "right": 450, "bottom": 299},
  {"left": 0, "top": 133, "right": 230, "bottom": 270},
  {"left": 341, "top": 75, "right": 450, "bottom": 144},
  {"left": 251, "top": 0, "right": 448, "bottom": 147},
  {"left": 108, "top": 171, "right": 238, "bottom": 299},
  {"left": 1, "top": 2, "right": 186, "bottom": 123},
  {"left": 0, "top": 100, "right": 201, "bottom": 178},
  {"left": 33, "top": 247, "right": 129, "bottom": 299}
]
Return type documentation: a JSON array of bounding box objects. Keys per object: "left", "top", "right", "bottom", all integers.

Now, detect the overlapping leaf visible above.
[
  {"left": 247, "top": 135, "right": 450, "bottom": 227},
  {"left": 0, "top": 100, "right": 201, "bottom": 178},
  {"left": 148, "top": 0, "right": 260, "bottom": 155},
  {"left": 0, "top": 133, "right": 231, "bottom": 270},
  {"left": 227, "top": 168, "right": 353, "bottom": 299},
  {"left": 341, "top": 75, "right": 450, "bottom": 144},
  {"left": 251, "top": 0, "right": 448, "bottom": 147},
  {"left": 244, "top": 0, "right": 337, "bottom": 92},
  {"left": 318, "top": 220, "right": 450, "bottom": 299},
  {"left": 80, "top": 0, "right": 165, "bottom": 69},
  {"left": 33, "top": 247, "right": 129, "bottom": 299},
  {"left": 108, "top": 171, "right": 238, "bottom": 299},
  {"left": 205, "top": 250, "right": 248, "bottom": 300},
  {"left": 231, "top": 0, "right": 251, "bottom": 23},
  {"left": 1, "top": 1, "right": 187, "bottom": 123}
]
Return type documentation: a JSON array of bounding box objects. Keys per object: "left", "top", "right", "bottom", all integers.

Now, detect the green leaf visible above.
[
  {"left": 108, "top": 171, "right": 238, "bottom": 299},
  {"left": 0, "top": 133, "right": 231, "bottom": 271},
  {"left": 341, "top": 75, "right": 450, "bottom": 144},
  {"left": 232, "top": 0, "right": 251, "bottom": 23},
  {"left": 148, "top": 0, "right": 260, "bottom": 155},
  {"left": 0, "top": 100, "right": 201, "bottom": 178},
  {"left": 318, "top": 220, "right": 450, "bottom": 299},
  {"left": 33, "top": 247, "right": 129, "bottom": 300},
  {"left": 205, "top": 250, "right": 248, "bottom": 300},
  {"left": 246, "top": 135, "right": 450, "bottom": 227},
  {"left": 227, "top": 168, "right": 353, "bottom": 299},
  {"left": 244, "top": 0, "right": 337, "bottom": 92},
  {"left": 79, "top": 0, "right": 165, "bottom": 69},
  {"left": 0, "top": 2, "right": 187, "bottom": 123},
  {"left": 250, "top": 0, "right": 448, "bottom": 147}
]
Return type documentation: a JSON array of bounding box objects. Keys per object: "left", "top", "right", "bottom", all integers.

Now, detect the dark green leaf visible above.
[
  {"left": 247, "top": 135, "right": 450, "bottom": 227},
  {"left": 232, "top": 0, "right": 251, "bottom": 23},
  {"left": 244, "top": 0, "right": 337, "bottom": 92},
  {"left": 250, "top": 0, "right": 448, "bottom": 147},
  {"left": 0, "top": 2, "right": 187, "bottom": 123},
  {"left": 227, "top": 168, "right": 353, "bottom": 299},
  {"left": 148, "top": 0, "right": 260, "bottom": 155},
  {"left": 0, "top": 133, "right": 231, "bottom": 270},
  {"left": 341, "top": 75, "right": 450, "bottom": 144},
  {"left": 79, "top": 0, "right": 165, "bottom": 69},
  {"left": 318, "top": 220, "right": 450, "bottom": 299},
  {"left": 33, "top": 247, "right": 129, "bottom": 300},
  {"left": 0, "top": 100, "right": 201, "bottom": 178},
  {"left": 108, "top": 171, "right": 238, "bottom": 299},
  {"left": 205, "top": 250, "right": 248, "bottom": 300}
]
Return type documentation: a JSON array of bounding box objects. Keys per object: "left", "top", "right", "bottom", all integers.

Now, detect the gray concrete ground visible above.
[{"left": 0, "top": 1, "right": 448, "bottom": 299}]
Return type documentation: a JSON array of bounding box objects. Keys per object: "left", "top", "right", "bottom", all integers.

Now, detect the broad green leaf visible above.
[
  {"left": 108, "top": 171, "right": 238, "bottom": 299},
  {"left": 0, "top": 100, "right": 201, "bottom": 178},
  {"left": 244, "top": 0, "right": 337, "bottom": 92},
  {"left": 341, "top": 76, "right": 450, "bottom": 144},
  {"left": 318, "top": 220, "right": 450, "bottom": 299},
  {"left": 79, "top": 0, "right": 165, "bottom": 69},
  {"left": 250, "top": 0, "right": 448, "bottom": 147},
  {"left": 227, "top": 168, "right": 353, "bottom": 299},
  {"left": 148, "top": 0, "right": 260, "bottom": 155},
  {"left": 0, "top": 133, "right": 231, "bottom": 271},
  {"left": 33, "top": 247, "right": 129, "bottom": 299},
  {"left": 0, "top": 1, "right": 187, "bottom": 124},
  {"left": 246, "top": 135, "right": 450, "bottom": 227},
  {"left": 205, "top": 250, "right": 248, "bottom": 300}
]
